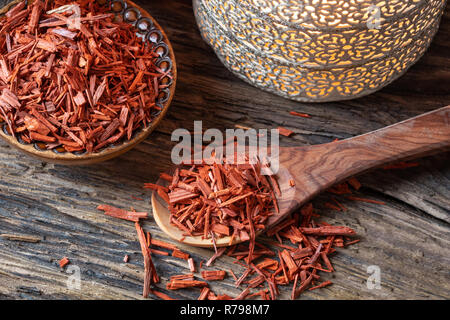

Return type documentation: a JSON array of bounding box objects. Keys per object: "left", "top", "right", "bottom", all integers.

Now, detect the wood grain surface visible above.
[{"left": 0, "top": 0, "right": 449, "bottom": 300}]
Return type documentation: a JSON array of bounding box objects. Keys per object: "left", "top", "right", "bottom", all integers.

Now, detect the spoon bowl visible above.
[{"left": 152, "top": 106, "right": 450, "bottom": 248}]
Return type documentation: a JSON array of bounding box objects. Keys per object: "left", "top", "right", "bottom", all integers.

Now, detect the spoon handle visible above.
[{"left": 283, "top": 105, "right": 450, "bottom": 198}]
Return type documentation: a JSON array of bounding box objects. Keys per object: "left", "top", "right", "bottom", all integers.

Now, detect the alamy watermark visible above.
[{"left": 171, "top": 121, "right": 280, "bottom": 174}]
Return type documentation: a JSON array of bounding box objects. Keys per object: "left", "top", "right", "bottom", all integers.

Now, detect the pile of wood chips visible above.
[
  {"left": 0, "top": 0, "right": 167, "bottom": 153},
  {"left": 99, "top": 160, "right": 362, "bottom": 300}
]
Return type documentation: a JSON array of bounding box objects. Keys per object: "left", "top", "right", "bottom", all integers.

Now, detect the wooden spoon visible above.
[{"left": 152, "top": 106, "right": 450, "bottom": 248}]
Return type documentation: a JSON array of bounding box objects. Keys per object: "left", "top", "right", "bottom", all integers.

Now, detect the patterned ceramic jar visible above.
[{"left": 193, "top": 0, "right": 447, "bottom": 102}]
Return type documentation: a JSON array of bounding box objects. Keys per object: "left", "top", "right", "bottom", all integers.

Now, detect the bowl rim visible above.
[{"left": 0, "top": 0, "right": 177, "bottom": 164}]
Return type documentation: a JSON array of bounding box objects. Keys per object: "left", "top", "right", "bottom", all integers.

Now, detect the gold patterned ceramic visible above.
[{"left": 193, "top": 0, "right": 446, "bottom": 102}]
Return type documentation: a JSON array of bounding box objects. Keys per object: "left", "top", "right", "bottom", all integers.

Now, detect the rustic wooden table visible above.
[{"left": 0, "top": 0, "right": 449, "bottom": 300}]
